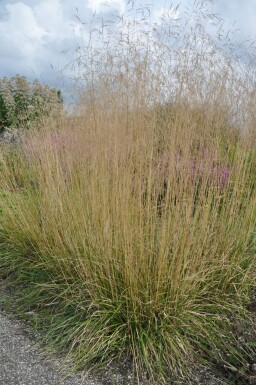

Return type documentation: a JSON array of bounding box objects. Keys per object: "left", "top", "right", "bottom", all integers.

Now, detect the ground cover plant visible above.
[{"left": 0, "top": 1, "right": 256, "bottom": 384}]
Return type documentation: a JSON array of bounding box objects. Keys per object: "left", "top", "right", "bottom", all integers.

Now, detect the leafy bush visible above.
[{"left": 0, "top": 75, "right": 63, "bottom": 132}]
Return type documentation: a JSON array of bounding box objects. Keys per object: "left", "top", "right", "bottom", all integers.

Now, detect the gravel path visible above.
[
  {"left": 0, "top": 279, "right": 254, "bottom": 385},
  {"left": 0, "top": 312, "right": 101, "bottom": 385},
  {"left": 0, "top": 309, "right": 228, "bottom": 385}
]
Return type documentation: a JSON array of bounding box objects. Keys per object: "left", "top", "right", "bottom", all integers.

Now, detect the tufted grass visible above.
[{"left": 0, "top": 1, "right": 256, "bottom": 383}]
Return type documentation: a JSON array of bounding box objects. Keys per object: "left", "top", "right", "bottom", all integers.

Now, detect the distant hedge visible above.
[{"left": 0, "top": 75, "right": 63, "bottom": 132}]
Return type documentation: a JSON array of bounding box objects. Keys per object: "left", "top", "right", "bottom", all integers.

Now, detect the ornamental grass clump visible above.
[{"left": 0, "top": 1, "right": 256, "bottom": 383}]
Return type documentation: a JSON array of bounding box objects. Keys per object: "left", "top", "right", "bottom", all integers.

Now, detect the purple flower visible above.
[{"left": 156, "top": 149, "right": 231, "bottom": 192}]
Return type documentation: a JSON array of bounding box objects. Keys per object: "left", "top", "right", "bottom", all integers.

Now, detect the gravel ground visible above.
[
  {"left": 0, "top": 312, "right": 102, "bottom": 385},
  {"left": 0, "top": 279, "right": 254, "bottom": 385},
  {"left": 0, "top": 309, "right": 227, "bottom": 385},
  {"left": 0, "top": 280, "right": 103, "bottom": 385}
]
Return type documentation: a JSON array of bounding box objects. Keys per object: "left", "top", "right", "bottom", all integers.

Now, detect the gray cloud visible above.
[
  {"left": 0, "top": 0, "right": 255, "bottom": 96},
  {"left": 0, "top": 0, "right": 90, "bottom": 88},
  {"left": 213, "top": 0, "right": 256, "bottom": 40}
]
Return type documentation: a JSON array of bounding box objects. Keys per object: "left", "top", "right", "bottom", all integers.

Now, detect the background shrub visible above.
[{"left": 0, "top": 75, "right": 63, "bottom": 132}]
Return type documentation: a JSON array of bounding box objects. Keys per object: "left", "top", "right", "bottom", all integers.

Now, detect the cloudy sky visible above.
[{"left": 0, "top": 0, "right": 255, "bottom": 97}]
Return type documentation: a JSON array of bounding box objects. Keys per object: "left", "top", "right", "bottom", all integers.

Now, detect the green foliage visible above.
[
  {"left": 0, "top": 75, "right": 62, "bottom": 132},
  {"left": 57, "top": 90, "right": 64, "bottom": 104}
]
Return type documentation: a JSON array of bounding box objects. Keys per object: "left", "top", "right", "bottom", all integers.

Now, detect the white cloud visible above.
[
  {"left": 152, "top": 7, "right": 179, "bottom": 26},
  {"left": 0, "top": 0, "right": 255, "bottom": 92},
  {"left": 33, "top": 0, "right": 65, "bottom": 38},
  {"left": 0, "top": 0, "right": 87, "bottom": 83},
  {"left": 87, "top": 0, "right": 125, "bottom": 14},
  {"left": 0, "top": 2, "right": 47, "bottom": 57}
]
